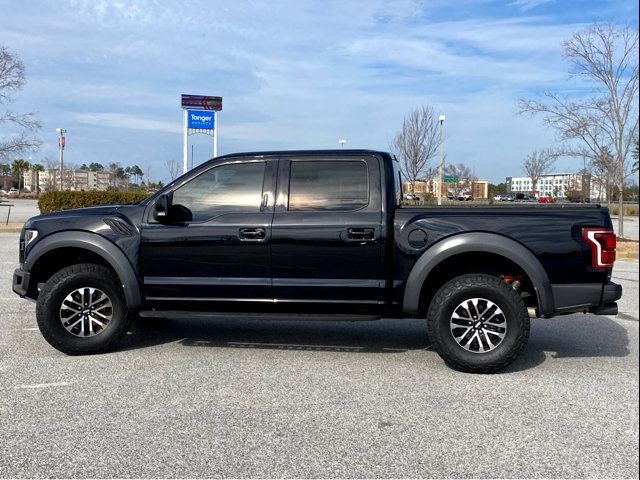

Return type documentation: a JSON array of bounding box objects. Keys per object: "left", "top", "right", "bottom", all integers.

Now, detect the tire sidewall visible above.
[
  {"left": 37, "top": 267, "right": 127, "bottom": 353},
  {"left": 429, "top": 276, "right": 528, "bottom": 370}
]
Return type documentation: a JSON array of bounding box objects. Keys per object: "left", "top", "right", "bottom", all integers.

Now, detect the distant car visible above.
[
  {"left": 493, "top": 194, "right": 509, "bottom": 201},
  {"left": 538, "top": 196, "right": 555, "bottom": 203},
  {"left": 457, "top": 194, "right": 471, "bottom": 201},
  {"left": 515, "top": 193, "right": 534, "bottom": 202},
  {"left": 8, "top": 187, "right": 19, "bottom": 195}
]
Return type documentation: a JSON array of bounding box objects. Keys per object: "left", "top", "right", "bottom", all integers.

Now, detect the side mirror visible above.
[{"left": 153, "top": 193, "right": 172, "bottom": 222}]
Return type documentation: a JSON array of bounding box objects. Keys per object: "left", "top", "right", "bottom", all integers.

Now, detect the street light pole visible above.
[
  {"left": 56, "top": 128, "right": 66, "bottom": 190},
  {"left": 437, "top": 115, "right": 445, "bottom": 206}
]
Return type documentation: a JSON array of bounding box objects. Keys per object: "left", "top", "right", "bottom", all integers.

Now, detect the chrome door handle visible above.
[
  {"left": 239, "top": 227, "right": 266, "bottom": 241},
  {"left": 347, "top": 228, "right": 375, "bottom": 241}
]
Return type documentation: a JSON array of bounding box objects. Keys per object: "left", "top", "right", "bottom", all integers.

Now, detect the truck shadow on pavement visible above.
[{"left": 115, "top": 313, "right": 631, "bottom": 372}]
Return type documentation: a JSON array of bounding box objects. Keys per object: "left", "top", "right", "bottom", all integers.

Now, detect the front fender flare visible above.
[
  {"left": 402, "top": 232, "right": 553, "bottom": 316},
  {"left": 25, "top": 231, "right": 143, "bottom": 309}
]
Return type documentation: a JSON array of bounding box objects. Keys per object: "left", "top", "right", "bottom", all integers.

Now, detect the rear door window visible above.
[{"left": 288, "top": 160, "right": 368, "bottom": 211}]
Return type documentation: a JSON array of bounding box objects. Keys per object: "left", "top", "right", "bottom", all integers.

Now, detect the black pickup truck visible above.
[{"left": 13, "top": 150, "right": 622, "bottom": 372}]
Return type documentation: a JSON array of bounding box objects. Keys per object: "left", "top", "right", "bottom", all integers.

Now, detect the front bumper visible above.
[
  {"left": 12, "top": 267, "right": 31, "bottom": 298},
  {"left": 551, "top": 281, "right": 622, "bottom": 316}
]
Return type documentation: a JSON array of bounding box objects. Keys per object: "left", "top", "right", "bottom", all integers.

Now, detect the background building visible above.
[
  {"left": 506, "top": 172, "right": 608, "bottom": 200},
  {"left": 23, "top": 168, "right": 116, "bottom": 192}
]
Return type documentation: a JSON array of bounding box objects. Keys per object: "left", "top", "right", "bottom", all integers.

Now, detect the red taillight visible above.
[{"left": 581, "top": 228, "right": 616, "bottom": 269}]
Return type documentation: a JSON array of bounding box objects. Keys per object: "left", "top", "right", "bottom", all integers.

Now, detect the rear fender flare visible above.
[{"left": 402, "top": 232, "right": 553, "bottom": 315}]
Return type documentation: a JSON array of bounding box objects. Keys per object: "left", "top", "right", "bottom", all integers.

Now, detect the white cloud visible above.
[
  {"left": 74, "top": 112, "right": 181, "bottom": 134},
  {"left": 508, "top": 0, "right": 555, "bottom": 11}
]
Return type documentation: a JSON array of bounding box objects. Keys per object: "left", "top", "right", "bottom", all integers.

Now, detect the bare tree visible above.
[
  {"left": 444, "top": 162, "right": 474, "bottom": 199},
  {"left": 522, "top": 149, "right": 557, "bottom": 196},
  {"left": 107, "top": 162, "right": 120, "bottom": 187},
  {"left": 632, "top": 134, "right": 639, "bottom": 173},
  {"left": 591, "top": 147, "right": 615, "bottom": 203},
  {"left": 164, "top": 158, "right": 181, "bottom": 181},
  {"left": 144, "top": 165, "right": 153, "bottom": 186},
  {"left": 392, "top": 105, "right": 439, "bottom": 198},
  {"left": 0, "top": 46, "right": 41, "bottom": 161},
  {"left": 520, "top": 24, "right": 639, "bottom": 237}
]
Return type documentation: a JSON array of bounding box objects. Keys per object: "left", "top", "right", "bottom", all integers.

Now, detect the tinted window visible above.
[
  {"left": 172, "top": 162, "right": 265, "bottom": 221},
  {"left": 288, "top": 160, "right": 368, "bottom": 211}
]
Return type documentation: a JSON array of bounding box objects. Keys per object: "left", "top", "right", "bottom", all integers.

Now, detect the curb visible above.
[
  {"left": 617, "top": 239, "right": 639, "bottom": 260},
  {"left": 0, "top": 224, "right": 23, "bottom": 232}
]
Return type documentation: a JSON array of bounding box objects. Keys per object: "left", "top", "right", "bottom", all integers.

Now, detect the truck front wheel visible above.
[
  {"left": 36, "top": 263, "right": 131, "bottom": 355},
  {"left": 427, "top": 274, "right": 530, "bottom": 373}
]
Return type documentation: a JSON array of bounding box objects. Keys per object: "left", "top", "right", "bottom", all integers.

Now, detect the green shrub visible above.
[
  {"left": 38, "top": 190, "right": 150, "bottom": 214},
  {"left": 608, "top": 204, "right": 639, "bottom": 216}
]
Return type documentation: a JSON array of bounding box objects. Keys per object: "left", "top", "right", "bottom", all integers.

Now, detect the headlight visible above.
[{"left": 24, "top": 229, "right": 38, "bottom": 246}]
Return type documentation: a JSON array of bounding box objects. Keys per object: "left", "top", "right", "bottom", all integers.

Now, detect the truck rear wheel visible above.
[
  {"left": 36, "top": 263, "right": 131, "bottom": 355},
  {"left": 427, "top": 274, "right": 530, "bottom": 373}
]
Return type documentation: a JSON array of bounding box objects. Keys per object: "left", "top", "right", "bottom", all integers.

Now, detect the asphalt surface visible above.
[
  {"left": 0, "top": 198, "right": 38, "bottom": 225},
  {"left": 612, "top": 215, "right": 639, "bottom": 241},
  {"left": 0, "top": 232, "right": 638, "bottom": 478}
]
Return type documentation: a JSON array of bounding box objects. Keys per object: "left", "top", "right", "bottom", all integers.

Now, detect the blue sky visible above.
[{"left": 0, "top": 0, "right": 637, "bottom": 183}]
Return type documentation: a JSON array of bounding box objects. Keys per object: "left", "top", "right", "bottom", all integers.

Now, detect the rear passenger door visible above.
[{"left": 271, "top": 155, "right": 383, "bottom": 304}]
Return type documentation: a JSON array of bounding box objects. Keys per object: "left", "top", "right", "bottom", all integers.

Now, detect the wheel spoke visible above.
[
  {"left": 90, "top": 316, "right": 106, "bottom": 328},
  {"left": 483, "top": 328, "right": 505, "bottom": 340},
  {"left": 90, "top": 293, "right": 106, "bottom": 307},
  {"left": 453, "top": 327, "right": 473, "bottom": 341},
  {"left": 467, "top": 299, "right": 480, "bottom": 320},
  {"left": 91, "top": 310, "right": 110, "bottom": 321},
  {"left": 476, "top": 331, "right": 485, "bottom": 352},
  {"left": 460, "top": 330, "right": 477, "bottom": 348},
  {"left": 63, "top": 297, "right": 83, "bottom": 309},
  {"left": 481, "top": 330, "right": 495, "bottom": 349},
  {"left": 65, "top": 317, "right": 83, "bottom": 329}
]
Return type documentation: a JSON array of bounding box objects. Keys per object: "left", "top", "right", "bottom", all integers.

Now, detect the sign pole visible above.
[
  {"left": 213, "top": 111, "right": 218, "bottom": 158},
  {"left": 437, "top": 115, "right": 445, "bottom": 206},
  {"left": 182, "top": 109, "right": 189, "bottom": 174}
]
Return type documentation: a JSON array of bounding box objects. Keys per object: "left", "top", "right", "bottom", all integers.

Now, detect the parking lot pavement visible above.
[
  {"left": 0, "top": 198, "right": 39, "bottom": 224},
  {"left": 612, "top": 215, "right": 639, "bottom": 241},
  {"left": 0, "top": 231, "right": 638, "bottom": 478}
]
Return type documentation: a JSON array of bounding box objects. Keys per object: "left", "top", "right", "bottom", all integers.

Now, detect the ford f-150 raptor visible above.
[{"left": 13, "top": 150, "right": 622, "bottom": 372}]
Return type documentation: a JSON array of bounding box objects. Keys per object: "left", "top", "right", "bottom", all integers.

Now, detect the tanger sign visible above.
[
  {"left": 187, "top": 110, "right": 215, "bottom": 129},
  {"left": 181, "top": 94, "right": 222, "bottom": 173}
]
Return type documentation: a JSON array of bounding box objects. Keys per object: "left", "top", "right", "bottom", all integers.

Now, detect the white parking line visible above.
[
  {"left": 15, "top": 382, "right": 72, "bottom": 389},
  {"left": 22, "top": 327, "right": 39, "bottom": 331}
]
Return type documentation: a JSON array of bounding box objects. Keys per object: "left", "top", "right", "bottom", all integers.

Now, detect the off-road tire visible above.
[
  {"left": 36, "top": 263, "right": 131, "bottom": 355},
  {"left": 427, "top": 274, "right": 530, "bottom": 373}
]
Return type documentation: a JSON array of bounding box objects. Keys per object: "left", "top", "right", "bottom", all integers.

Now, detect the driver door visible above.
[{"left": 140, "top": 158, "right": 276, "bottom": 303}]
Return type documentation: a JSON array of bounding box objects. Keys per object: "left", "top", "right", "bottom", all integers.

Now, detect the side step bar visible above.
[{"left": 139, "top": 310, "right": 383, "bottom": 322}]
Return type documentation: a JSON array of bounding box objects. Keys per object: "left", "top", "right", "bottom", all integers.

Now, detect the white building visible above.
[
  {"left": 24, "top": 168, "right": 116, "bottom": 192},
  {"left": 506, "top": 173, "right": 608, "bottom": 200}
]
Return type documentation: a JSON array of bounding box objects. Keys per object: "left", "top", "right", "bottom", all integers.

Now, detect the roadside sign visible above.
[
  {"left": 187, "top": 110, "right": 215, "bottom": 129},
  {"left": 181, "top": 94, "right": 222, "bottom": 111},
  {"left": 444, "top": 175, "right": 458, "bottom": 183}
]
